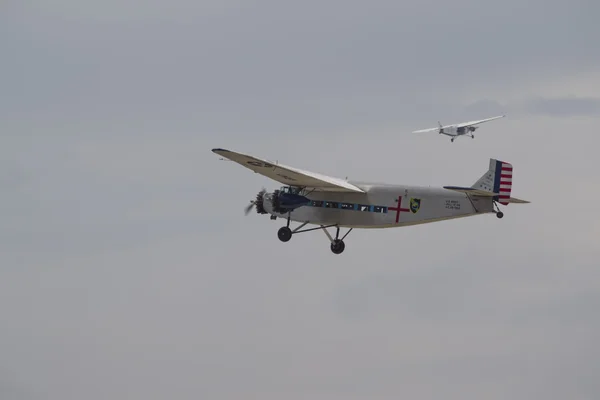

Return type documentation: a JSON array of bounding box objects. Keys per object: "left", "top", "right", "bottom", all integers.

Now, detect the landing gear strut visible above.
[
  {"left": 275, "top": 213, "right": 352, "bottom": 254},
  {"left": 277, "top": 213, "right": 293, "bottom": 242},
  {"left": 328, "top": 226, "right": 351, "bottom": 255}
]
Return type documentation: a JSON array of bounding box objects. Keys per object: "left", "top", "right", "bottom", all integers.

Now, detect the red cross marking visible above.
[{"left": 388, "top": 196, "right": 409, "bottom": 223}]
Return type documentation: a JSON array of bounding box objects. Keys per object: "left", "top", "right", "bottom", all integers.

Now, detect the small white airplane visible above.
[
  {"left": 212, "top": 148, "right": 530, "bottom": 254},
  {"left": 413, "top": 115, "right": 505, "bottom": 142}
]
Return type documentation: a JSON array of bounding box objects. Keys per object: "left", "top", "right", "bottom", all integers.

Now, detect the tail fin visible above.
[
  {"left": 471, "top": 159, "right": 515, "bottom": 205},
  {"left": 443, "top": 159, "right": 529, "bottom": 204}
]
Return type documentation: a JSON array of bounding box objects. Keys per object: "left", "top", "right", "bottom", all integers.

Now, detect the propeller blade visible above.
[
  {"left": 244, "top": 201, "right": 255, "bottom": 215},
  {"left": 245, "top": 187, "right": 268, "bottom": 215}
]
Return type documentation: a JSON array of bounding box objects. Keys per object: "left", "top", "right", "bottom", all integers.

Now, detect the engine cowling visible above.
[{"left": 254, "top": 190, "right": 267, "bottom": 214}]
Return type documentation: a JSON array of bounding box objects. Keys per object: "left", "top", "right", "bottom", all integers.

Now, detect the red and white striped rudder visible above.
[
  {"left": 495, "top": 160, "right": 512, "bottom": 205},
  {"left": 471, "top": 158, "right": 514, "bottom": 205}
]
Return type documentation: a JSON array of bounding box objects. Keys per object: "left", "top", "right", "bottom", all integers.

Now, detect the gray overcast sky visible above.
[{"left": 2, "top": 1, "right": 600, "bottom": 399}]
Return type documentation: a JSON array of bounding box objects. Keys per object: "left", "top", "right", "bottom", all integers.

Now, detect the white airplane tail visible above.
[{"left": 471, "top": 159, "right": 529, "bottom": 205}]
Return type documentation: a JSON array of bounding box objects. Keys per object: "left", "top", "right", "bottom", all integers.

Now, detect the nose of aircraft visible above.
[{"left": 262, "top": 191, "right": 310, "bottom": 215}]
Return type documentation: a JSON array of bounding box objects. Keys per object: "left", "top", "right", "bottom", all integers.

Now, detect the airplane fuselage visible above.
[
  {"left": 263, "top": 182, "right": 495, "bottom": 229},
  {"left": 440, "top": 125, "right": 476, "bottom": 138}
]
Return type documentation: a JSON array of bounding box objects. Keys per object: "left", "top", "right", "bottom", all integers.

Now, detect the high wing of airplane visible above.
[
  {"left": 412, "top": 114, "right": 505, "bottom": 142},
  {"left": 212, "top": 148, "right": 364, "bottom": 193},
  {"left": 213, "top": 147, "right": 529, "bottom": 255},
  {"left": 454, "top": 115, "right": 506, "bottom": 128}
]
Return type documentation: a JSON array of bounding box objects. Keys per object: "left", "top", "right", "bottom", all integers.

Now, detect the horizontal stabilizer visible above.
[
  {"left": 507, "top": 197, "right": 530, "bottom": 204},
  {"left": 443, "top": 186, "right": 498, "bottom": 197},
  {"left": 444, "top": 186, "right": 530, "bottom": 204}
]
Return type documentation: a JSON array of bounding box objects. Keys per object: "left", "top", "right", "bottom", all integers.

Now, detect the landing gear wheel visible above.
[
  {"left": 451, "top": 138, "right": 455, "bottom": 142},
  {"left": 330, "top": 239, "right": 345, "bottom": 254},
  {"left": 496, "top": 211, "right": 504, "bottom": 219},
  {"left": 277, "top": 226, "right": 292, "bottom": 242},
  {"left": 471, "top": 134, "right": 475, "bottom": 139}
]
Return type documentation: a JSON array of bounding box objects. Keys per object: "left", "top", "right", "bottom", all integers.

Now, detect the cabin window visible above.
[
  {"left": 308, "top": 201, "right": 387, "bottom": 213},
  {"left": 281, "top": 186, "right": 302, "bottom": 194}
]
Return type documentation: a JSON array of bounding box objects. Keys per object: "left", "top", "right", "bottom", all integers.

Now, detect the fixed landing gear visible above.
[
  {"left": 277, "top": 213, "right": 293, "bottom": 242},
  {"left": 493, "top": 201, "right": 504, "bottom": 219},
  {"left": 322, "top": 226, "right": 352, "bottom": 254},
  {"left": 330, "top": 239, "right": 345, "bottom": 254},
  {"left": 275, "top": 213, "right": 352, "bottom": 254},
  {"left": 277, "top": 226, "right": 292, "bottom": 242}
]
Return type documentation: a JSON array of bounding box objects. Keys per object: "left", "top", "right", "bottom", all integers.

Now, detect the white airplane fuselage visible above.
[
  {"left": 440, "top": 126, "right": 475, "bottom": 138},
  {"left": 262, "top": 182, "right": 495, "bottom": 229}
]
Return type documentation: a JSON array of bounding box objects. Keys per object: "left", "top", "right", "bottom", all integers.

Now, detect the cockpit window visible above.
[{"left": 281, "top": 186, "right": 301, "bottom": 194}]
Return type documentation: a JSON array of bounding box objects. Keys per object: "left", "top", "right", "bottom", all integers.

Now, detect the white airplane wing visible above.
[
  {"left": 212, "top": 148, "right": 365, "bottom": 193},
  {"left": 413, "top": 115, "right": 505, "bottom": 133},
  {"left": 455, "top": 115, "right": 505, "bottom": 128},
  {"left": 412, "top": 126, "right": 443, "bottom": 134}
]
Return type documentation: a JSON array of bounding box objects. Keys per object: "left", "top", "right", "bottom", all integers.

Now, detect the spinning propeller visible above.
[{"left": 244, "top": 188, "right": 267, "bottom": 215}]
